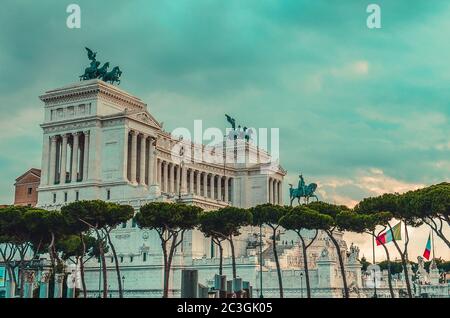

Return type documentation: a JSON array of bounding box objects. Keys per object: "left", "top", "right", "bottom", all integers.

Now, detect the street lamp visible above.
[
  {"left": 122, "top": 275, "right": 125, "bottom": 297},
  {"left": 300, "top": 272, "right": 304, "bottom": 298}
]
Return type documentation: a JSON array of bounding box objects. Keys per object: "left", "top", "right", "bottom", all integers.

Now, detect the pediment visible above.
[{"left": 130, "top": 111, "right": 161, "bottom": 129}]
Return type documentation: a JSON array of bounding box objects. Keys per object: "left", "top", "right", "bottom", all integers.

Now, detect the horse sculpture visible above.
[
  {"left": 289, "top": 174, "right": 319, "bottom": 206},
  {"left": 79, "top": 47, "right": 122, "bottom": 85},
  {"left": 102, "top": 66, "right": 122, "bottom": 85}
]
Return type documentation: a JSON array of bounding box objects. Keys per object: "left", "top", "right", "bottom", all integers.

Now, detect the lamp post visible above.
[
  {"left": 372, "top": 268, "right": 378, "bottom": 298},
  {"left": 300, "top": 272, "right": 304, "bottom": 298},
  {"left": 122, "top": 275, "right": 125, "bottom": 298}
]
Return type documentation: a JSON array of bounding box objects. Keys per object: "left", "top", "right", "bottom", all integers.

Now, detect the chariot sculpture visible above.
[
  {"left": 79, "top": 47, "right": 122, "bottom": 85},
  {"left": 225, "top": 114, "right": 253, "bottom": 141},
  {"left": 289, "top": 174, "right": 318, "bottom": 206}
]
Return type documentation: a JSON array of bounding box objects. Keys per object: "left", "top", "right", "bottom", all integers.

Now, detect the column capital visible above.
[
  {"left": 50, "top": 135, "right": 59, "bottom": 141},
  {"left": 129, "top": 129, "right": 137, "bottom": 136},
  {"left": 83, "top": 130, "right": 90, "bottom": 136}
]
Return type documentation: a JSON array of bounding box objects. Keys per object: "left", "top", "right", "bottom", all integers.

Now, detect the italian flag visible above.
[
  {"left": 423, "top": 234, "right": 432, "bottom": 260},
  {"left": 376, "top": 222, "right": 402, "bottom": 246}
]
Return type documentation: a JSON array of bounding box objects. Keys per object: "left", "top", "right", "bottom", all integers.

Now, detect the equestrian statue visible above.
[
  {"left": 289, "top": 174, "right": 318, "bottom": 206},
  {"left": 79, "top": 47, "right": 122, "bottom": 85}
]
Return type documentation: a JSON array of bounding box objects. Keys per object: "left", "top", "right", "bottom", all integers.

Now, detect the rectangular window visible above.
[
  {"left": 111, "top": 257, "right": 114, "bottom": 263},
  {"left": 120, "top": 256, "right": 123, "bottom": 263},
  {"left": 64, "top": 192, "right": 68, "bottom": 202},
  {"left": 107, "top": 190, "right": 111, "bottom": 200},
  {"left": 143, "top": 253, "right": 147, "bottom": 262},
  {"left": 75, "top": 191, "right": 79, "bottom": 201},
  {"left": 132, "top": 218, "right": 137, "bottom": 228},
  {"left": 53, "top": 193, "right": 56, "bottom": 203},
  {"left": 27, "top": 187, "right": 32, "bottom": 195},
  {"left": 122, "top": 222, "right": 126, "bottom": 228},
  {"left": 130, "top": 256, "right": 134, "bottom": 263}
]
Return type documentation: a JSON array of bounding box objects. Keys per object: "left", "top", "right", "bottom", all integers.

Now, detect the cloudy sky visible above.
[{"left": 0, "top": 0, "right": 448, "bottom": 261}]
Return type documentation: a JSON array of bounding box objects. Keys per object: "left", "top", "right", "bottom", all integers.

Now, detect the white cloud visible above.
[{"left": 316, "top": 168, "right": 424, "bottom": 207}]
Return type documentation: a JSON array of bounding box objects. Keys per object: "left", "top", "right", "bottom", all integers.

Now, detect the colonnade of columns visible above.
[
  {"left": 156, "top": 159, "right": 233, "bottom": 202},
  {"left": 126, "top": 130, "right": 157, "bottom": 186},
  {"left": 268, "top": 177, "right": 282, "bottom": 205},
  {"left": 46, "top": 131, "right": 90, "bottom": 185}
]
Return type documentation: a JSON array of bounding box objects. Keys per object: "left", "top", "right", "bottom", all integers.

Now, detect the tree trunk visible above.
[
  {"left": 79, "top": 234, "right": 87, "bottom": 298},
  {"left": 423, "top": 218, "right": 450, "bottom": 248},
  {"left": 389, "top": 223, "right": 412, "bottom": 298},
  {"left": 161, "top": 238, "right": 169, "bottom": 298},
  {"left": 298, "top": 235, "right": 311, "bottom": 298},
  {"left": 98, "top": 241, "right": 108, "bottom": 298},
  {"left": 106, "top": 231, "right": 123, "bottom": 298},
  {"left": 218, "top": 240, "right": 223, "bottom": 276},
  {"left": 380, "top": 244, "right": 395, "bottom": 298},
  {"left": 326, "top": 231, "right": 349, "bottom": 298},
  {"left": 271, "top": 227, "right": 283, "bottom": 298},
  {"left": 229, "top": 237, "right": 237, "bottom": 279}
]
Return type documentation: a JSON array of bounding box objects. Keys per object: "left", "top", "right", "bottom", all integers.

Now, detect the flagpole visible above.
[
  {"left": 431, "top": 230, "right": 435, "bottom": 260},
  {"left": 372, "top": 234, "right": 376, "bottom": 264}
]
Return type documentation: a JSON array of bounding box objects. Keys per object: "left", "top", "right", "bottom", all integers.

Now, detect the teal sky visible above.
[{"left": 0, "top": 0, "right": 449, "bottom": 259}]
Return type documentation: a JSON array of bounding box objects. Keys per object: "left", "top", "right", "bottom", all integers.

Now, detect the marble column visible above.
[
  {"left": 274, "top": 180, "right": 279, "bottom": 205},
  {"left": 224, "top": 177, "right": 229, "bottom": 203},
  {"left": 203, "top": 172, "right": 208, "bottom": 197},
  {"left": 181, "top": 165, "right": 187, "bottom": 194},
  {"left": 163, "top": 161, "right": 168, "bottom": 193},
  {"left": 5, "top": 275, "right": 16, "bottom": 298},
  {"left": 139, "top": 134, "right": 146, "bottom": 186},
  {"left": 279, "top": 182, "right": 283, "bottom": 205},
  {"left": 40, "top": 135, "right": 50, "bottom": 186},
  {"left": 189, "top": 169, "right": 194, "bottom": 194},
  {"left": 273, "top": 179, "right": 277, "bottom": 204},
  {"left": 217, "top": 176, "right": 222, "bottom": 201},
  {"left": 130, "top": 131, "right": 138, "bottom": 184},
  {"left": 49, "top": 135, "right": 58, "bottom": 185},
  {"left": 169, "top": 163, "right": 175, "bottom": 193},
  {"left": 53, "top": 273, "right": 64, "bottom": 298},
  {"left": 82, "top": 131, "right": 89, "bottom": 182},
  {"left": 268, "top": 178, "right": 272, "bottom": 204},
  {"left": 196, "top": 171, "right": 201, "bottom": 195},
  {"left": 157, "top": 159, "right": 161, "bottom": 185},
  {"left": 210, "top": 175, "right": 215, "bottom": 199},
  {"left": 23, "top": 271, "right": 35, "bottom": 298},
  {"left": 60, "top": 134, "right": 68, "bottom": 184},
  {"left": 148, "top": 137, "right": 155, "bottom": 184},
  {"left": 175, "top": 165, "right": 181, "bottom": 194},
  {"left": 39, "top": 271, "right": 51, "bottom": 298},
  {"left": 71, "top": 132, "right": 80, "bottom": 182}
]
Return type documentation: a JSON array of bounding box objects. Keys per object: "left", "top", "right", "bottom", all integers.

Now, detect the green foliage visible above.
[
  {"left": 136, "top": 202, "right": 202, "bottom": 233},
  {"left": 280, "top": 205, "right": 333, "bottom": 232},
  {"left": 251, "top": 203, "right": 288, "bottom": 227},
  {"left": 214, "top": 206, "right": 253, "bottom": 238},
  {"left": 0, "top": 206, "right": 30, "bottom": 244},
  {"left": 198, "top": 210, "right": 223, "bottom": 239},
  {"left": 378, "top": 260, "right": 404, "bottom": 275},
  {"left": 61, "top": 200, "right": 109, "bottom": 231},
  {"left": 354, "top": 193, "right": 399, "bottom": 216},
  {"left": 307, "top": 201, "right": 350, "bottom": 220},
  {"left": 56, "top": 235, "right": 97, "bottom": 261},
  {"left": 400, "top": 183, "right": 449, "bottom": 221}
]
